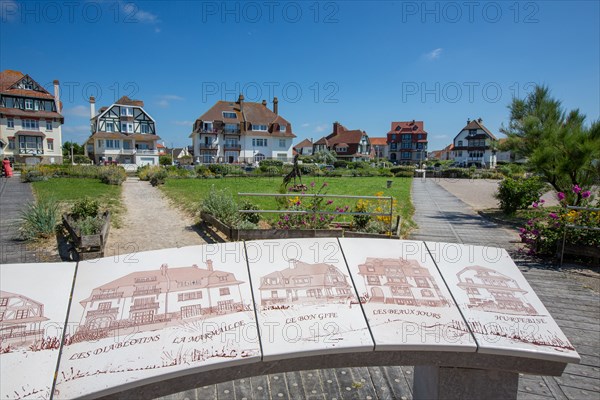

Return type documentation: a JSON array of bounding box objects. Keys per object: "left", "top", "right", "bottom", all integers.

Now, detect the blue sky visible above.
[{"left": 1, "top": 0, "right": 599, "bottom": 150}]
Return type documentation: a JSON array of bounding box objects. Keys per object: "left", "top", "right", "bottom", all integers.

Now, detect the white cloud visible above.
[
  {"left": 301, "top": 123, "right": 310, "bottom": 128},
  {"left": 314, "top": 124, "right": 328, "bottom": 133},
  {"left": 122, "top": 2, "right": 159, "bottom": 24},
  {"left": 156, "top": 95, "right": 184, "bottom": 108},
  {"left": 173, "top": 120, "right": 194, "bottom": 126},
  {"left": 433, "top": 134, "right": 449, "bottom": 139},
  {"left": 425, "top": 48, "right": 443, "bottom": 61},
  {"left": 63, "top": 105, "right": 90, "bottom": 118}
]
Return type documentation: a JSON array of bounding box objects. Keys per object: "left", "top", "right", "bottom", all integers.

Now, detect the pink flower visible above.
[
  {"left": 582, "top": 191, "right": 591, "bottom": 199},
  {"left": 540, "top": 199, "right": 545, "bottom": 203},
  {"left": 322, "top": 182, "right": 328, "bottom": 187},
  {"left": 572, "top": 185, "right": 582, "bottom": 194},
  {"left": 519, "top": 227, "right": 526, "bottom": 234},
  {"left": 532, "top": 202, "right": 538, "bottom": 208},
  {"left": 557, "top": 192, "right": 566, "bottom": 201},
  {"left": 549, "top": 213, "right": 558, "bottom": 220},
  {"left": 326, "top": 200, "right": 333, "bottom": 205},
  {"left": 310, "top": 181, "right": 315, "bottom": 187}
]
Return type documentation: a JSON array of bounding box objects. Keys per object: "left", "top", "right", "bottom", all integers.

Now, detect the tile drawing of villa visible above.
[
  {"left": 0, "top": 291, "right": 48, "bottom": 348},
  {"left": 357, "top": 258, "right": 450, "bottom": 307},
  {"left": 259, "top": 260, "right": 353, "bottom": 306},
  {"left": 76, "top": 261, "right": 246, "bottom": 338},
  {"left": 456, "top": 266, "right": 538, "bottom": 315}
]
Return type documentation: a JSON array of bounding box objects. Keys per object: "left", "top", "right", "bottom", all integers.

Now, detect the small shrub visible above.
[
  {"left": 150, "top": 168, "right": 168, "bottom": 186},
  {"left": 201, "top": 186, "right": 240, "bottom": 226},
  {"left": 239, "top": 200, "right": 260, "bottom": 224},
  {"left": 495, "top": 177, "right": 546, "bottom": 215},
  {"left": 159, "top": 155, "right": 173, "bottom": 166},
  {"left": 353, "top": 199, "right": 371, "bottom": 230},
  {"left": 378, "top": 169, "right": 394, "bottom": 177},
  {"left": 195, "top": 164, "right": 209, "bottom": 175},
  {"left": 333, "top": 160, "right": 349, "bottom": 169},
  {"left": 74, "top": 155, "right": 92, "bottom": 164},
  {"left": 73, "top": 215, "right": 105, "bottom": 235},
  {"left": 390, "top": 166, "right": 416, "bottom": 174},
  {"left": 394, "top": 171, "right": 414, "bottom": 178},
  {"left": 99, "top": 166, "right": 126, "bottom": 185},
  {"left": 71, "top": 198, "right": 100, "bottom": 220},
  {"left": 21, "top": 168, "right": 49, "bottom": 182},
  {"left": 208, "top": 164, "right": 231, "bottom": 176},
  {"left": 19, "top": 198, "right": 60, "bottom": 240}
]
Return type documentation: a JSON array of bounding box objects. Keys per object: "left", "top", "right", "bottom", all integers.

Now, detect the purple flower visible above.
[
  {"left": 527, "top": 220, "right": 534, "bottom": 226},
  {"left": 572, "top": 185, "right": 582, "bottom": 194},
  {"left": 532, "top": 202, "right": 538, "bottom": 208},
  {"left": 310, "top": 181, "right": 315, "bottom": 188},
  {"left": 322, "top": 182, "right": 328, "bottom": 187},
  {"left": 519, "top": 227, "right": 527, "bottom": 234},
  {"left": 326, "top": 200, "right": 333, "bottom": 205},
  {"left": 540, "top": 199, "right": 545, "bottom": 203},
  {"left": 549, "top": 213, "right": 558, "bottom": 220},
  {"left": 557, "top": 192, "right": 566, "bottom": 201},
  {"left": 531, "top": 229, "right": 539, "bottom": 236},
  {"left": 582, "top": 190, "right": 591, "bottom": 199}
]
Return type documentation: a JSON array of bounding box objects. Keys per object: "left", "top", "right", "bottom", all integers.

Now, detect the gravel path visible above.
[
  {"left": 433, "top": 178, "right": 559, "bottom": 210},
  {"left": 104, "top": 177, "right": 205, "bottom": 257}
]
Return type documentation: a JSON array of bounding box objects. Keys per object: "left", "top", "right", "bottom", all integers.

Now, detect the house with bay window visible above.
[
  {"left": 190, "top": 94, "right": 296, "bottom": 164},
  {"left": 0, "top": 70, "right": 64, "bottom": 164},
  {"left": 313, "top": 122, "right": 372, "bottom": 161},
  {"left": 85, "top": 96, "right": 160, "bottom": 166},
  {"left": 386, "top": 120, "right": 428, "bottom": 165}
]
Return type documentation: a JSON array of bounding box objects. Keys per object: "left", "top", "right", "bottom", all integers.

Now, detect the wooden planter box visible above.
[
  {"left": 63, "top": 211, "right": 111, "bottom": 260},
  {"left": 200, "top": 212, "right": 399, "bottom": 241},
  {"left": 556, "top": 242, "right": 600, "bottom": 265}
]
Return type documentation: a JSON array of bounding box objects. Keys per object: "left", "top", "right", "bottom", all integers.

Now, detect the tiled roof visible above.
[
  {"left": 0, "top": 70, "right": 54, "bottom": 99},
  {"left": 388, "top": 121, "right": 426, "bottom": 135},
  {"left": 260, "top": 261, "right": 350, "bottom": 289},
  {"left": 115, "top": 96, "right": 144, "bottom": 107},
  {"left": 324, "top": 129, "right": 365, "bottom": 146},
  {"left": 370, "top": 137, "right": 388, "bottom": 146},
  {"left": 0, "top": 107, "right": 63, "bottom": 120},
  {"left": 0, "top": 70, "right": 24, "bottom": 91},
  {"left": 294, "top": 138, "right": 313, "bottom": 149},
  {"left": 15, "top": 130, "right": 46, "bottom": 137},
  {"left": 128, "top": 133, "right": 161, "bottom": 141},
  {"left": 459, "top": 119, "right": 497, "bottom": 140}
]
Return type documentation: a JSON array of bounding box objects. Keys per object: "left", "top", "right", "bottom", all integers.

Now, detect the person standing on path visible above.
[{"left": 2, "top": 158, "right": 13, "bottom": 178}]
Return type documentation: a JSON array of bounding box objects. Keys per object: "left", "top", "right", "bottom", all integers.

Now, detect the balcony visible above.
[
  {"left": 133, "top": 288, "right": 161, "bottom": 296},
  {"left": 18, "top": 148, "right": 43, "bottom": 155},
  {"left": 86, "top": 307, "right": 120, "bottom": 317},
  {"left": 224, "top": 143, "right": 241, "bottom": 151},
  {"left": 137, "top": 149, "right": 158, "bottom": 155},
  {"left": 130, "top": 302, "right": 160, "bottom": 311},
  {"left": 199, "top": 128, "right": 218, "bottom": 134},
  {"left": 199, "top": 143, "right": 218, "bottom": 150},
  {"left": 223, "top": 129, "right": 241, "bottom": 135},
  {"left": 92, "top": 291, "right": 124, "bottom": 301}
]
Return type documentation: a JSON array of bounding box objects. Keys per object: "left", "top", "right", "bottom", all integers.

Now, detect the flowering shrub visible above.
[
  {"left": 495, "top": 177, "right": 546, "bottom": 215},
  {"left": 519, "top": 185, "right": 599, "bottom": 256},
  {"left": 277, "top": 182, "right": 345, "bottom": 229},
  {"left": 351, "top": 192, "right": 397, "bottom": 234}
]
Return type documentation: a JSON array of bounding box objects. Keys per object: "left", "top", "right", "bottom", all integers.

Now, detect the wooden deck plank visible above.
[
  {"left": 381, "top": 366, "right": 413, "bottom": 400},
  {"left": 268, "top": 373, "right": 291, "bottom": 400},
  {"left": 518, "top": 376, "right": 555, "bottom": 397},
  {"left": 232, "top": 378, "right": 253, "bottom": 400},
  {"left": 249, "top": 375, "right": 271, "bottom": 400},
  {"left": 349, "top": 367, "right": 378, "bottom": 400},
  {"left": 216, "top": 381, "right": 235, "bottom": 400},
  {"left": 318, "top": 368, "right": 343, "bottom": 400},
  {"left": 564, "top": 363, "right": 600, "bottom": 380},
  {"left": 284, "top": 371, "right": 308, "bottom": 400},
  {"left": 300, "top": 370, "right": 326, "bottom": 400},
  {"left": 555, "top": 373, "right": 600, "bottom": 392}
]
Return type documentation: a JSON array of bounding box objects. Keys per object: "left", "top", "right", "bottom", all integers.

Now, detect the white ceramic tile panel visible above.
[
  {"left": 339, "top": 238, "right": 476, "bottom": 352},
  {"left": 0, "top": 262, "right": 76, "bottom": 400},
  {"left": 245, "top": 238, "right": 374, "bottom": 361},
  {"left": 54, "top": 244, "right": 261, "bottom": 399},
  {"left": 426, "top": 242, "right": 580, "bottom": 363}
]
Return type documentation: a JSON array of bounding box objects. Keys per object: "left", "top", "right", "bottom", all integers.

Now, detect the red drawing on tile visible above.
[
  {"left": 0, "top": 290, "right": 49, "bottom": 350},
  {"left": 73, "top": 261, "right": 249, "bottom": 341},
  {"left": 357, "top": 258, "right": 450, "bottom": 307},
  {"left": 259, "top": 260, "right": 354, "bottom": 306},
  {"left": 456, "top": 266, "right": 538, "bottom": 315}
]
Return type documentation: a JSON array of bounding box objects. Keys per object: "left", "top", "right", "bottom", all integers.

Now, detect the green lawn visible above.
[
  {"left": 161, "top": 176, "right": 416, "bottom": 233},
  {"left": 31, "top": 178, "right": 123, "bottom": 226}
]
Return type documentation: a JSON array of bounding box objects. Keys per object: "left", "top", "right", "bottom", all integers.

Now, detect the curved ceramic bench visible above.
[{"left": 0, "top": 239, "right": 579, "bottom": 400}]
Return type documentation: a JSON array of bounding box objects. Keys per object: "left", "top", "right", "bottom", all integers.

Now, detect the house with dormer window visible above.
[
  {"left": 0, "top": 70, "right": 64, "bottom": 164},
  {"left": 84, "top": 96, "right": 160, "bottom": 166},
  {"left": 386, "top": 120, "right": 428, "bottom": 165},
  {"left": 452, "top": 118, "right": 498, "bottom": 168},
  {"left": 313, "top": 122, "right": 372, "bottom": 161},
  {"left": 190, "top": 95, "right": 296, "bottom": 164}
]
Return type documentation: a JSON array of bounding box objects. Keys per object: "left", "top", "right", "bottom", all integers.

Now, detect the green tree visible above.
[
  {"left": 62, "top": 141, "right": 85, "bottom": 158},
  {"left": 159, "top": 155, "right": 173, "bottom": 166},
  {"left": 501, "top": 85, "right": 600, "bottom": 205},
  {"left": 313, "top": 149, "right": 337, "bottom": 164}
]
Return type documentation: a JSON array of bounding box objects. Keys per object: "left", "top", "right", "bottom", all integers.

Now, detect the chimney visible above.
[
  {"left": 262, "top": 99, "right": 267, "bottom": 107},
  {"left": 238, "top": 93, "right": 244, "bottom": 114},
  {"left": 160, "top": 263, "right": 168, "bottom": 276},
  {"left": 288, "top": 259, "right": 297, "bottom": 269},
  {"left": 477, "top": 118, "right": 483, "bottom": 123},
  {"left": 89, "top": 96, "right": 96, "bottom": 119},
  {"left": 333, "top": 121, "right": 340, "bottom": 134},
  {"left": 273, "top": 97, "right": 278, "bottom": 115},
  {"left": 53, "top": 79, "right": 60, "bottom": 113},
  {"left": 206, "top": 260, "right": 213, "bottom": 271},
  {"left": 467, "top": 118, "right": 471, "bottom": 124}
]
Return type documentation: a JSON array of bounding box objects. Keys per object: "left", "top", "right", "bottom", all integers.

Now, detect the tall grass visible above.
[{"left": 19, "top": 198, "right": 60, "bottom": 240}]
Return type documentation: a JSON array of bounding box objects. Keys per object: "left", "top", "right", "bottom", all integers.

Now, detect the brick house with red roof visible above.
[
  {"left": 84, "top": 96, "right": 161, "bottom": 166},
  {"left": 357, "top": 257, "right": 449, "bottom": 307},
  {"left": 451, "top": 118, "right": 498, "bottom": 168},
  {"left": 293, "top": 138, "right": 314, "bottom": 156},
  {"left": 313, "top": 122, "right": 372, "bottom": 161},
  {"left": 259, "top": 260, "right": 353, "bottom": 306},
  {"left": 0, "top": 70, "right": 64, "bottom": 164},
  {"left": 190, "top": 95, "right": 296, "bottom": 164},
  {"left": 386, "top": 120, "right": 428, "bottom": 165},
  {"left": 370, "top": 137, "right": 388, "bottom": 160},
  {"left": 76, "top": 261, "right": 246, "bottom": 336}
]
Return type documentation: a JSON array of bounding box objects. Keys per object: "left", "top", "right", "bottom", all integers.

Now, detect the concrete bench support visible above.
[{"left": 414, "top": 366, "right": 519, "bottom": 400}]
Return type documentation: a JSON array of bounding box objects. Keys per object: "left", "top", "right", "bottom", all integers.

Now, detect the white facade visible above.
[
  {"left": 192, "top": 132, "right": 293, "bottom": 164},
  {"left": 0, "top": 116, "right": 63, "bottom": 164},
  {"left": 452, "top": 120, "right": 497, "bottom": 168}
]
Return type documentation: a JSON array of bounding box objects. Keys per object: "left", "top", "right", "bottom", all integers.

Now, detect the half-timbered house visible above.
[{"left": 0, "top": 291, "right": 48, "bottom": 348}]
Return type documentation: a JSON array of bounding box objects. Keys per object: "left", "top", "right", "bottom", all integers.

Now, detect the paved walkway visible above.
[
  {"left": 0, "top": 175, "right": 56, "bottom": 263},
  {"left": 104, "top": 177, "right": 205, "bottom": 257}
]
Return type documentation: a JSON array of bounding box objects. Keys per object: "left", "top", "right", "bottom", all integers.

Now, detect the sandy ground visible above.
[
  {"left": 432, "top": 178, "right": 559, "bottom": 210},
  {"left": 104, "top": 177, "right": 205, "bottom": 257}
]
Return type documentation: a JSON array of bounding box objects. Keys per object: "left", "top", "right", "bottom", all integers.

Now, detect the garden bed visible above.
[
  {"left": 200, "top": 212, "right": 399, "bottom": 241},
  {"left": 62, "top": 211, "right": 111, "bottom": 260}
]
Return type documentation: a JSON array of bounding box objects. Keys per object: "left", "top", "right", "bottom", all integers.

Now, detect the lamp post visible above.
[{"left": 71, "top": 143, "right": 74, "bottom": 165}]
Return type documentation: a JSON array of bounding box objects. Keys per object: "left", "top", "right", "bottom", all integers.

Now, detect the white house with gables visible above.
[
  {"left": 452, "top": 118, "right": 498, "bottom": 168},
  {"left": 85, "top": 96, "right": 160, "bottom": 166}
]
